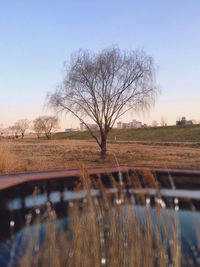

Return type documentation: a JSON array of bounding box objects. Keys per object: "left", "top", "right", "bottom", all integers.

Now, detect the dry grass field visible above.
[{"left": 1, "top": 138, "right": 200, "bottom": 174}]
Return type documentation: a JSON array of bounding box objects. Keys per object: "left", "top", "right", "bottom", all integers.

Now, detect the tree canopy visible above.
[
  {"left": 33, "top": 116, "right": 59, "bottom": 139},
  {"left": 48, "top": 47, "right": 158, "bottom": 158}
]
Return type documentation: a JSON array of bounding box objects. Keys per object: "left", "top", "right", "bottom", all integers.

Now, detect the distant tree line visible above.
[{"left": 0, "top": 116, "right": 59, "bottom": 140}]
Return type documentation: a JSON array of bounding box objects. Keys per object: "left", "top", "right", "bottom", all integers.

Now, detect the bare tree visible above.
[
  {"left": 0, "top": 127, "right": 11, "bottom": 139},
  {"left": 0, "top": 124, "right": 4, "bottom": 139},
  {"left": 33, "top": 118, "right": 43, "bottom": 139},
  {"left": 151, "top": 120, "right": 158, "bottom": 127},
  {"left": 14, "top": 119, "right": 30, "bottom": 139},
  {"left": 1, "top": 127, "right": 10, "bottom": 138},
  {"left": 33, "top": 116, "right": 59, "bottom": 139},
  {"left": 160, "top": 117, "right": 167, "bottom": 127},
  {"left": 48, "top": 47, "right": 158, "bottom": 159},
  {"left": 9, "top": 125, "right": 19, "bottom": 139}
]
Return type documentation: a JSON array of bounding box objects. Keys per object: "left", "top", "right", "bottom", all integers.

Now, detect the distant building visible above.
[
  {"left": 65, "top": 128, "right": 73, "bottom": 132},
  {"left": 80, "top": 123, "right": 86, "bottom": 131},
  {"left": 117, "top": 120, "right": 143, "bottom": 129},
  {"left": 128, "top": 120, "right": 142, "bottom": 128},
  {"left": 117, "top": 122, "right": 129, "bottom": 129},
  {"left": 80, "top": 122, "right": 99, "bottom": 131},
  {"left": 176, "top": 117, "right": 193, "bottom": 126}
]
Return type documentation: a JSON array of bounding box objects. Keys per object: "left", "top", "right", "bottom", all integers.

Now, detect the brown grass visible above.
[
  {"left": 1, "top": 138, "right": 200, "bottom": 174},
  {"left": 15, "top": 170, "right": 181, "bottom": 267},
  {"left": 0, "top": 141, "right": 20, "bottom": 173}
]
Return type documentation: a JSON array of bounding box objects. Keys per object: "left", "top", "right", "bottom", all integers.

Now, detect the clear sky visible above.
[{"left": 0, "top": 0, "right": 200, "bottom": 129}]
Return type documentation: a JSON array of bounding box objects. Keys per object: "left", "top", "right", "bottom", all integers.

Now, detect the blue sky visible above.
[{"left": 0, "top": 0, "right": 200, "bottom": 128}]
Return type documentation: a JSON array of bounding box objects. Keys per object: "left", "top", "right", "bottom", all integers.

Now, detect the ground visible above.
[{"left": 1, "top": 137, "right": 200, "bottom": 174}]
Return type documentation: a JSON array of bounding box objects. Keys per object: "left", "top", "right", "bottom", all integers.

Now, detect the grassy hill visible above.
[{"left": 53, "top": 125, "right": 200, "bottom": 143}]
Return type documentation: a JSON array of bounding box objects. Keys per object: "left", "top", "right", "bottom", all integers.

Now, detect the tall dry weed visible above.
[
  {"left": 14, "top": 170, "right": 181, "bottom": 267},
  {"left": 0, "top": 141, "right": 18, "bottom": 173}
]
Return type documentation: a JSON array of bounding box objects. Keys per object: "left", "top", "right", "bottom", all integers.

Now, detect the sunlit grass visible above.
[
  {"left": 1, "top": 138, "right": 200, "bottom": 173},
  {"left": 0, "top": 141, "right": 18, "bottom": 173}
]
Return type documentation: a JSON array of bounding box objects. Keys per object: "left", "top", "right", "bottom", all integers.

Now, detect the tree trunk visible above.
[
  {"left": 46, "top": 133, "right": 51, "bottom": 140},
  {"left": 100, "top": 134, "right": 107, "bottom": 159}
]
